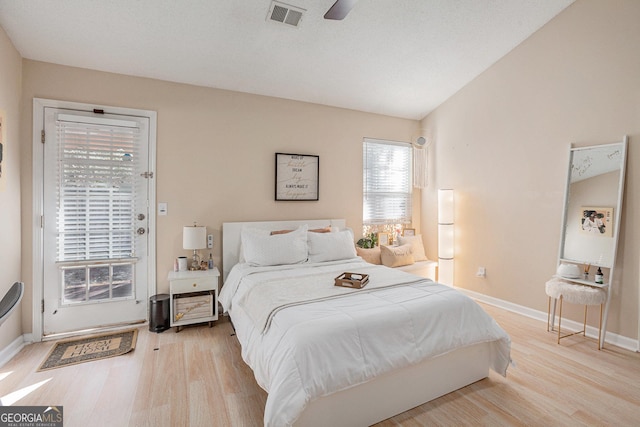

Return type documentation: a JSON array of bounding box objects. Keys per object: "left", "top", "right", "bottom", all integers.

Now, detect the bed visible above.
[{"left": 220, "top": 219, "right": 511, "bottom": 427}]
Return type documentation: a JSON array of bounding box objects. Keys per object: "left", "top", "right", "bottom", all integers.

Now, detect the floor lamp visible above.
[{"left": 438, "top": 189, "right": 454, "bottom": 286}]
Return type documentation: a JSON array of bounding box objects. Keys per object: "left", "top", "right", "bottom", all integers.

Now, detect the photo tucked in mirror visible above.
[{"left": 560, "top": 143, "right": 624, "bottom": 268}]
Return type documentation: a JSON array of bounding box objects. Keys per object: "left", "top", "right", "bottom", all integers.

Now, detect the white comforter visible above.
[{"left": 220, "top": 258, "right": 511, "bottom": 427}]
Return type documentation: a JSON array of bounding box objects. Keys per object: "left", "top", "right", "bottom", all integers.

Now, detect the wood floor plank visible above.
[{"left": 0, "top": 304, "right": 638, "bottom": 426}]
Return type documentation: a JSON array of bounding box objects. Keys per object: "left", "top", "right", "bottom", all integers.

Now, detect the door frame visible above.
[{"left": 32, "top": 98, "right": 157, "bottom": 341}]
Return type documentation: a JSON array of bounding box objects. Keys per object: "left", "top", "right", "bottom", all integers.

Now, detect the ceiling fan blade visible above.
[{"left": 324, "top": 0, "right": 358, "bottom": 20}]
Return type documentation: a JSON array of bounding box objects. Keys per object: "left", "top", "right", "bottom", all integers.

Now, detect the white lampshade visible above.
[
  {"left": 438, "top": 189, "right": 454, "bottom": 224},
  {"left": 183, "top": 226, "right": 206, "bottom": 250},
  {"left": 438, "top": 258, "right": 454, "bottom": 286},
  {"left": 438, "top": 189, "right": 455, "bottom": 286},
  {"left": 438, "top": 224, "right": 454, "bottom": 259}
]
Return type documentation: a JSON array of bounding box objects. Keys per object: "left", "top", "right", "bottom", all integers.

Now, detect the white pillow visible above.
[
  {"left": 308, "top": 229, "right": 357, "bottom": 263},
  {"left": 241, "top": 225, "right": 308, "bottom": 266},
  {"left": 397, "top": 234, "right": 428, "bottom": 261},
  {"left": 238, "top": 228, "right": 269, "bottom": 263}
]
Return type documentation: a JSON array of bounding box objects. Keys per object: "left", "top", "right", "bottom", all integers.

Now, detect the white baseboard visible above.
[
  {"left": 458, "top": 287, "right": 639, "bottom": 353},
  {"left": 0, "top": 335, "right": 29, "bottom": 368}
]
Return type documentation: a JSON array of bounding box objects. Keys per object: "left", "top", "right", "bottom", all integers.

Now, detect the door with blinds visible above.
[{"left": 42, "top": 107, "right": 151, "bottom": 335}]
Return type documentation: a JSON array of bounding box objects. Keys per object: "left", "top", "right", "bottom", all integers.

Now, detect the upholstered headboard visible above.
[{"left": 221, "top": 219, "right": 347, "bottom": 281}]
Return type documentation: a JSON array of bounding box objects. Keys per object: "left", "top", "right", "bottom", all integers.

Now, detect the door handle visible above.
[{"left": 137, "top": 227, "right": 146, "bottom": 235}]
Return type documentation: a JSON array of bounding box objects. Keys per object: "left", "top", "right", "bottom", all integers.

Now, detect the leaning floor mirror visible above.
[{"left": 555, "top": 136, "right": 628, "bottom": 348}]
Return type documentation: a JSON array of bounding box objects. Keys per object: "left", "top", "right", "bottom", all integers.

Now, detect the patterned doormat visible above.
[{"left": 37, "top": 329, "right": 138, "bottom": 371}]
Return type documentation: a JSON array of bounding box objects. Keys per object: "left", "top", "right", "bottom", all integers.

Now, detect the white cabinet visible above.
[{"left": 168, "top": 268, "right": 219, "bottom": 332}]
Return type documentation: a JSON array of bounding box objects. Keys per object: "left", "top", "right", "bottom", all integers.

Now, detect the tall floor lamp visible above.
[{"left": 438, "top": 189, "right": 454, "bottom": 286}]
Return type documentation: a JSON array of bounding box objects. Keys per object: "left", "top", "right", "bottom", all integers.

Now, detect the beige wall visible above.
[
  {"left": 19, "top": 60, "right": 419, "bottom": 333},
  {"left": 7, "top": 0, "right": 639, "bottom": 346},
  {"left": 0, "top": 25, "right": 23, "bottom": 349},
  {"left": 421, "top": 0, "right": 640, "bottom": 341}
]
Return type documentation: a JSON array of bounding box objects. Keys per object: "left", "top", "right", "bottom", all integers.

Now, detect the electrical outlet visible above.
[
  {"left": 207, "top": 234, "right": 213, "bottom": 249},
  {"left": 476, "top": 267, "right": 486, "bottom": 278}
]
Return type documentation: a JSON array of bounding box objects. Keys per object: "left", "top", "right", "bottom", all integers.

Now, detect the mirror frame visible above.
[
  {"left": 558, "top": 138, "right": 628, "bottom": 269},
  {"left": 555, "top": 136, "right": 627, "bottom": 349}
]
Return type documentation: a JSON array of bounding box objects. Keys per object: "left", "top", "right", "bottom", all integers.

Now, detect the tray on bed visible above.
[{"left": 335, "top": 272, "right": 369, "bottom": 289}]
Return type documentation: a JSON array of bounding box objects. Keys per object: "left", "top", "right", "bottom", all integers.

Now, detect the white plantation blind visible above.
[
  {"left": 363, "top": 139, "right": 412, "bottom": 225},
  {"left": 55, "top": 114, "right": 141, "bottom": 262}
]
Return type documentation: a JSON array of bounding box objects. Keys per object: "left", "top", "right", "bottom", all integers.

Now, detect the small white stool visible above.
[{"left": 545, "top": 278, "right": 607, "bottom": 350}]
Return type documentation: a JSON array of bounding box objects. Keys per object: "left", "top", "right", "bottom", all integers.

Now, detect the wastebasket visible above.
[{"left": 149, "top": 293, "right": 170, "bottom": 332}]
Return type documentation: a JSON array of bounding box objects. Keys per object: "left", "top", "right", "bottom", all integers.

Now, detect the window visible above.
[
  {"left": 362, "top": 138, "right": 412, "bottom": 242},
  {"left": 55, "top": 114, "right": 140, "bottom": 263},
  {"left": 54, "top": 114, "right": 142, "bottom": 303}
]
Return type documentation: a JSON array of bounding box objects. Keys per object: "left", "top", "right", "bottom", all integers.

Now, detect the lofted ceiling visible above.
[{"left": 0, "top": 0, "right": 574, "bottom": 120}]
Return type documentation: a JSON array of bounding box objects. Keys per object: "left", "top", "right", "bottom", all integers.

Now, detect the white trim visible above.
[
  {"left": 363, "top": 137, "right": 411, "bottom": 147},
  {"left": 458, "top": 287, "right": 639, "bottom": 352},
  {"left": 32, "top": 99, "right": 45, "bottom": 342},
  {"left": 32, "top": 98, "right": 157, "bottom": 342},
  {"left": 147, "top": 110, "right": 158, "bottom": 309},
  {"left": 0, "top": 335, "right": 28, "bottom": 368},
  {"left": 56, "top": 113, "right": 139, "bottom": 128}
]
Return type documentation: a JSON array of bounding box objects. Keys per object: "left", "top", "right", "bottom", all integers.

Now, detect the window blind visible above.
[
  {"left": 363, "top": 139, "right": 412, "bottom": 225},
  {"left": 55, "top": 115, "right": 140, "bottom": 262}
]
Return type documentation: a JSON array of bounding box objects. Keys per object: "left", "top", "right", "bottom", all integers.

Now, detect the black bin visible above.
[{"left": 149, "top": 294, "right": 170, "bottom": 333}]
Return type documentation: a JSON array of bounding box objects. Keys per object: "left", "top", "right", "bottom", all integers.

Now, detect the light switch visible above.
[{"left": 158, "top": 202, "right": 168, "bottom": 216}]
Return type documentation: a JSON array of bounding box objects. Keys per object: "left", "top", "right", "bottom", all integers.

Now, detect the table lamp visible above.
[{"left": 183, "top": 223, "right": 207, "bottom": 270}]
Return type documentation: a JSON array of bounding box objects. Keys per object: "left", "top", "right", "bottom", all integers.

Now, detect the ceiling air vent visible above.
[{"left": 268, "top": 1, "right": 305, "bottom": 27}]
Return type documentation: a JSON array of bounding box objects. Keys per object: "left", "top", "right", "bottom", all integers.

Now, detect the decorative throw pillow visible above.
[
  {"left": 270, "top": 229, "right": 292, "bottom": 235},
  {"left": 380, "top": 244, "right": 415, "bottom": 268},
  {"left": 271, "top": 226, "right": 331, "bottom": 235},
  {"left": 309, "top": 226, "right": 332, "bottom": 233},
  {"left": 241, "top": 225, "right": 308, "bottom": 266},
  {"left": 397, "top": 234, "right": 428, "bottom": 261},
  {"left": 308, "top": 229, "right": 357, "bottom": 263},
  {"left": 356, "top": 246, "right": 381, "bottom": 265}
]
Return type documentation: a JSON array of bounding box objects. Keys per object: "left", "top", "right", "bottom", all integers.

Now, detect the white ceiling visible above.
[{"left": 0, "top": 0, "right": 574, "bottom": 120}]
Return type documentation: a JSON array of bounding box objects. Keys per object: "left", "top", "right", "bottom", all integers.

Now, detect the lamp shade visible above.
[
  {"left": 438, "top": 258, "right": 454, "bottom": 286},
  {"left": 438, "top": 189, "right": 455, "bottom": 286},
  {"left": 183, "top": 226, "right": 206, "bottom": 250},
  {"left": 438, "top": 189, "right": 454, "bottom": 224},
  {"left": 438, "top": 224, "right": 454, "bottom": 259}
]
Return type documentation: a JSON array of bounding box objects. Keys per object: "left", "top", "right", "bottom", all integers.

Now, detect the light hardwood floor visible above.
[{"left": 1, "top": 303, "right": 639, "bottom": 426}]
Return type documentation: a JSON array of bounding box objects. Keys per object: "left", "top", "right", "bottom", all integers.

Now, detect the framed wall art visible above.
[
  {"left": 377, "top": 233, "right": 390, "bottom": 246},
  {"left": 580, "top": 206, "right": 613, "bottom": 237},
  {"left": 275, "top": 153, "right": 319, "bottom": 201}
]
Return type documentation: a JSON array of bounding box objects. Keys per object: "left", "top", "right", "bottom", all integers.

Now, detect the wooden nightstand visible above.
[{"left": 168, "top": 268, "right": 219, "bottom": 332}]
